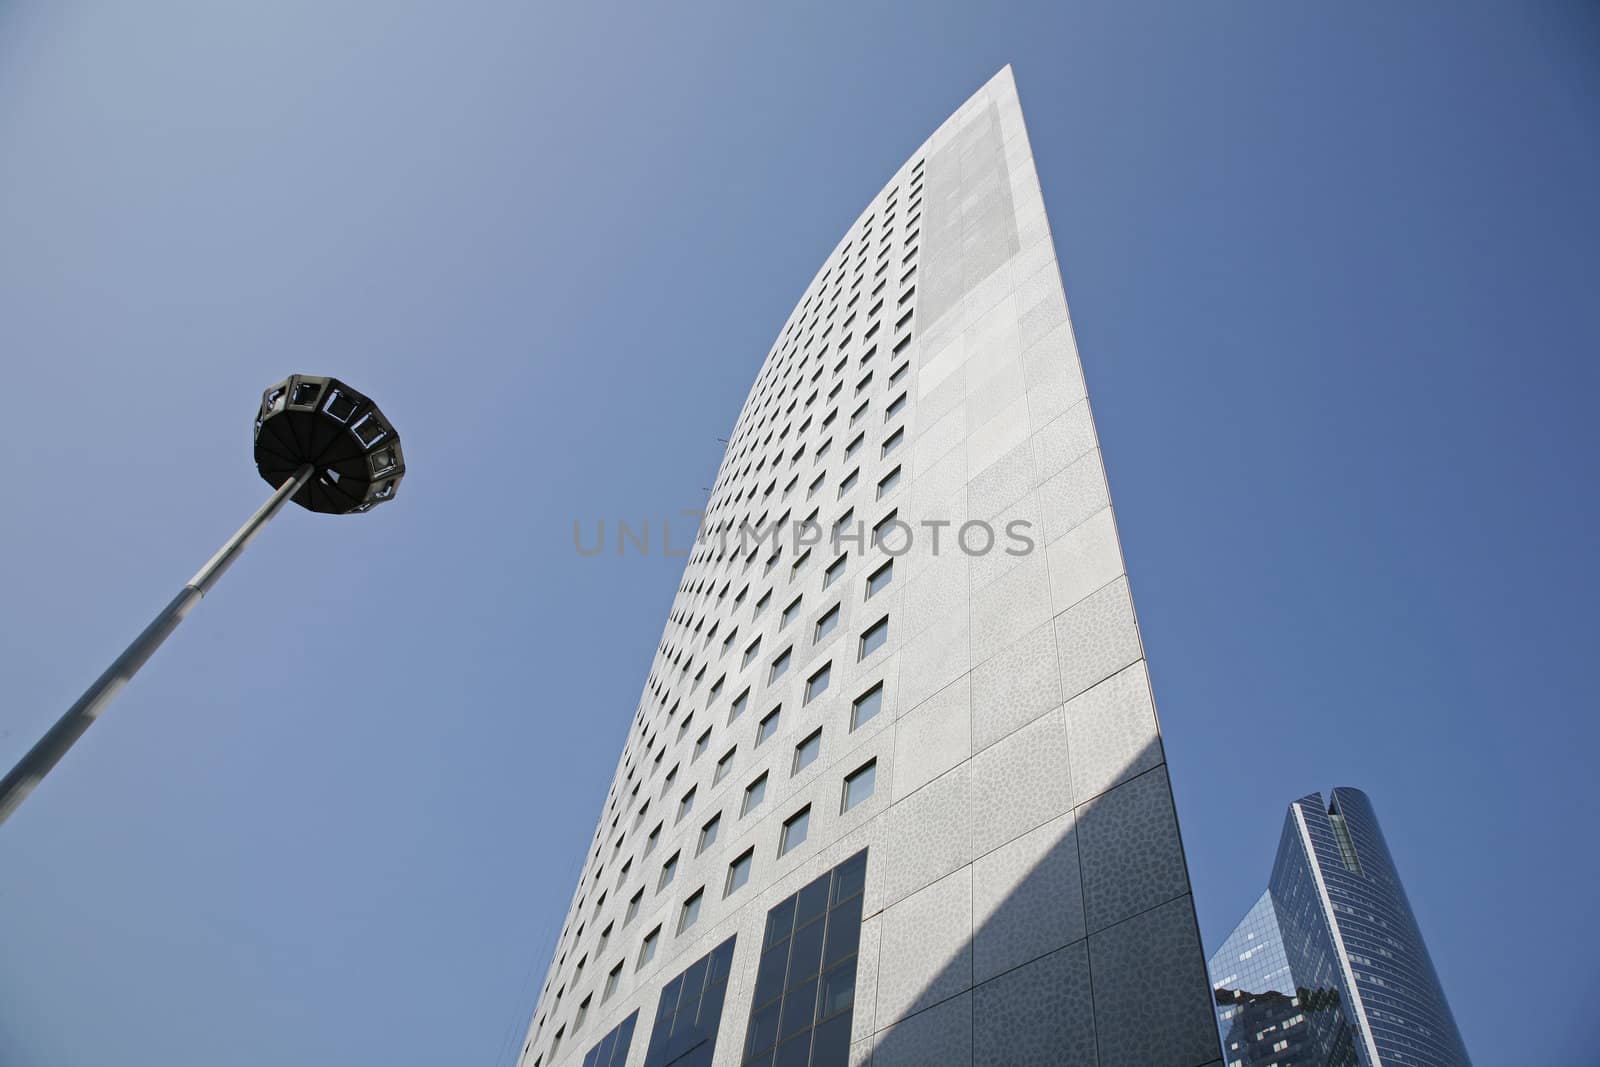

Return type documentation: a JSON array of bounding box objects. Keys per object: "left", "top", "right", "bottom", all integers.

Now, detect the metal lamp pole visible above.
[
  {"left": 0, "top": 465, "right": 313, "bottom": 825},
  {"left": 0, "top": 375, "right": 406, "bottom": 827}
]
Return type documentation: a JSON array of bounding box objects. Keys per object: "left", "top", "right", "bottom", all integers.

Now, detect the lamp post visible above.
[{"left": 0, "top": 375, "right": 406, "bottom": 826}]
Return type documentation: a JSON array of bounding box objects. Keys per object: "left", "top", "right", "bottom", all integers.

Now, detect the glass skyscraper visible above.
[
  {"left": 516, "top": 67, "right": 1223, "bottom": 1067},
  {"left": 1209, "top": 788, "right": 1470, "bottom": 1067}
]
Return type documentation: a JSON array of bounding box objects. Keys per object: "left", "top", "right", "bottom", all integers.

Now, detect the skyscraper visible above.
[
  {"left": 1209, "top": 788, "right": 1471, "bottom": 1067},
  {"left": 519, "top": 67, "right": 1219, "bottom": 1067}
]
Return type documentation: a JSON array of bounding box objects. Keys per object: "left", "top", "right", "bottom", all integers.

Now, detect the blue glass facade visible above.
[
  {"left": 1210, "top": 788, "right": 1470, "bottom": 1067},
  {"left": 642, "top": 936, "right": 738, "bottom": 1067}
]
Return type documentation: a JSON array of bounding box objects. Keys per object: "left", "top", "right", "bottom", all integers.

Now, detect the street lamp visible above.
[{"left": 0, "top": 375, "right": 406, "bottom": 826}]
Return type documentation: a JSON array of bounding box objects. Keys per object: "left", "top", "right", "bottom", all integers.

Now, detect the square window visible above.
[
  {"left": 726, "top": 849, "right": 754, "bottom": 896},
  {"left": 831, "top": 509, "right": 854, "bottom": 542},
  {"left": 842, "top": 760, "right": 877, "bottom": 812},
  {"left": 757, "top": 708, "right": 781, "bottom": 746},
  {"left": 804, "top": 663, "right": 831, "bottom": 704},
  {"left": 755, "top": 591, "right": 770, "bottom": 616},
  {"left": 625, "top": 889, "right": 643, "bottom": 927},
  {"left": 603, "top": 960, "right": 624, "bottom": 1002},
  {"left": 645, "top": 822, "right": 662, "bottom": 856},
  {"left": 886, "top": 391, "right": 907, "bottom": 419},
  {"left": 769, "top": 647, "right": 792, "bottom": 682},
  {"left": 859, "top": 617, "right": 889, "bottom": 659},
  {"left": 658, "top": 852, "right": 679, "bottom": 891},
  {"left": 845, "top": 433, "right": 864, "bottom": 458},
  {"left": 637, "top": 926, "right": 660, "bottom": 969},
  {"left": 823, "top": 555, "right": 847, "bottom": 590},
  {"left": 781, "top": 596, "right": 802, "bottom": 629},
  {"left": 877, "top": 466, "right": 901, "bottom": 499},
  {"left": 790, "top": 550, "right": 810, "bottom": 580},
  {"left": 838, "top": 469, "right": 858, "bottom": 498},
  {"left": 851, "top": 684, "right": 884, "bottom": 730},
  {"left": 779, "top": 806, "right": 811, "bottom": 856},
  {"left": 742, "top": 773, "right": 768, "bottom": 816},
  {"left": 730, "top": 688, "right": 749, "bottom": 722},
  {"left": 698, "top": 813, "right": 721, "bottom": 854},
  {"left": 850, "top": 400, "right": 868, "bottom": 425},
  {"left": 815, "top": 604, "right": 840, "bottom": 640},
  {"left": 881, "top": 428, "right": 903, "bottom": 457},
  {"left": 678, "top": 889, "right": 703, "bottom": 934},
  {"left": 793, "top": 729, "right": 822, "bottom": 774},
  {"left": 677, "top": 787, "right": 696, "bottom": 824},
  {"left": 693, "top": 727, "right": 712, "bottom": 761},
  {"left": 866, "top": 560, "right": 893, "bottom": 598},
  {"left": 743, "top": 638, "right": 762, "bottom": 669},
  {"left": 871, "top": 510, "right": 900, "bottom": 548}
]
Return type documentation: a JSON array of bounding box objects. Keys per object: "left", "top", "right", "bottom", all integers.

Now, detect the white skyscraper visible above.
[{"left": 519, "top": 67, "right": 1219, "bottom": 1067}]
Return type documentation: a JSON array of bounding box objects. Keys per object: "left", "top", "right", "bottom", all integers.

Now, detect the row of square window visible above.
[
  {"left": 697, "top": 355, "right": 912, "bottom": 558},
  {"left": 632, "top": 556, "right": 894, "bottom": 803},
  {"left": 735, "top": 186, "right": 922, "bottom": 450},
  {"left": 675, "top": 335, "right": 913, "bottom": 626},
  {"left": 544, "top": 758, "right": 873, "bottom": 1062},
  {"left": 617, "top": 753, "right": 877, "bottom": 993},
  {"left": 538, "top": 167, "right": 921, "bottom": 1040},
  {"left": 641, "top": 491, "right": 905, "bottom": 771},
  {"left": 556, "top": 179, "right": 921, "bottom": 993},
  {"left": 711, "top": 319, "right": 913, "bottom": 503},
  {"left": 554, "top": 680, "right": 887, "bottom": 1025},
  {"left": 716, "top": 170, "right": 928, "bottom": 547},
  {"left": 714, "top": 231, "right": 919, "bottom": 505}
]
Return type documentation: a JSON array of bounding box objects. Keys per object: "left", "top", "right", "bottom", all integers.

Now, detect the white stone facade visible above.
[{"left": 520, "top": 67, "right": 1219, "bottom": 1067}]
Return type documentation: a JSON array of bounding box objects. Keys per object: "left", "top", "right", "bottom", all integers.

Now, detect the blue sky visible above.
[{"left": 1, "top": 3, "right": 1595, "bottom": 1064}]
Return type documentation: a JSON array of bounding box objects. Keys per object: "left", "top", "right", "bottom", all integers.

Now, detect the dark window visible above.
[
  {"left": 741, "top": 851, "right": 868, "bottom": 1066},
  {"left": 642, "top": 936, "right": 738, "bottom": 1067}
]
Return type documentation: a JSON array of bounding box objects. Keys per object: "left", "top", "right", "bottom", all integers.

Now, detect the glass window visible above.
[
  {"left": 726, "top": 849, "right": 754, "bottom": 896},
  {"left": 715, "top": 747, "right": 736, "bottom": 784},
  {"left": 822, "top": 554, "right": 846, "bottom": 589},
  {"left": 838, "top": 468, "right": 858, "bottom": 498},
  {"left": 851, "top": 684, "right": 883, "bottom": 730},
  {"left": 804, "top": 663, "right": 831, "bottom": 704},
  {"left": 793, "top": 730, "right": 822, "bottom": 775},
  {"left": 637, "top": 926, "right": 660, "bottom": 970},
  {"left": 729, "top": 688, "right": 749, "bottom": 722},
  {"left": 815, "top": 604, "right": 840, "bottom": 640},
  {"left": 866, "top": 560, "right": 893, "bottom": 598},
  {"left": 881, "top": 428, "right": 903, "bottom": 458},
  {"left": 625, "top": 888, "right": 642, "bottom": 927},
  {"left": 859, "top": 617, "right": 889, "bottom": 659},
  {"left": 757, "top": 708, "right": 781, "bottom": 746},
  {"left": 698, "top": 813, "right": 721, "bottom": 855},
  {"left": 743, "top": 850, "right": 867, "bottom": 1063},
  {"left": 780, "top": 596, "right": 802, "bottom": 629},
  {"left": 770, "top": 647, "right": 791, "bottom": 682},
  {"left": 678, "top": 889, "right": 703, "bottom": 934},
  {"left": 779, "top": 806, "right": 811, "bottom": 856},
  {"left": 876, "top": 466, "right": 901, "bottom": 499},
  {"left": 640, "top": 936, "right": 737, "bottom": 1067},
  {"left": 677, "top": 787, "right": 696, "bottom": 824},
  {"left": 742, "top": 773, "right": 768, "bottom": 816},
  {"left": 842, "top": 760, "right": 877, "bottom": 812},
  {"left": 603, "top": 961, "right": 624, "bottom": 1002},
  {"left": 658, "top": 852, "right": 679, "bottom": 891},
  {"left": 742, "top": 637, "right": 762, "bottom": 668}
]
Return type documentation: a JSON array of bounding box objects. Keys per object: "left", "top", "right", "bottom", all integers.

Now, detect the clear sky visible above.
[{"left": 1, "top": 3, "right": 1595, "bottom": 1064}]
